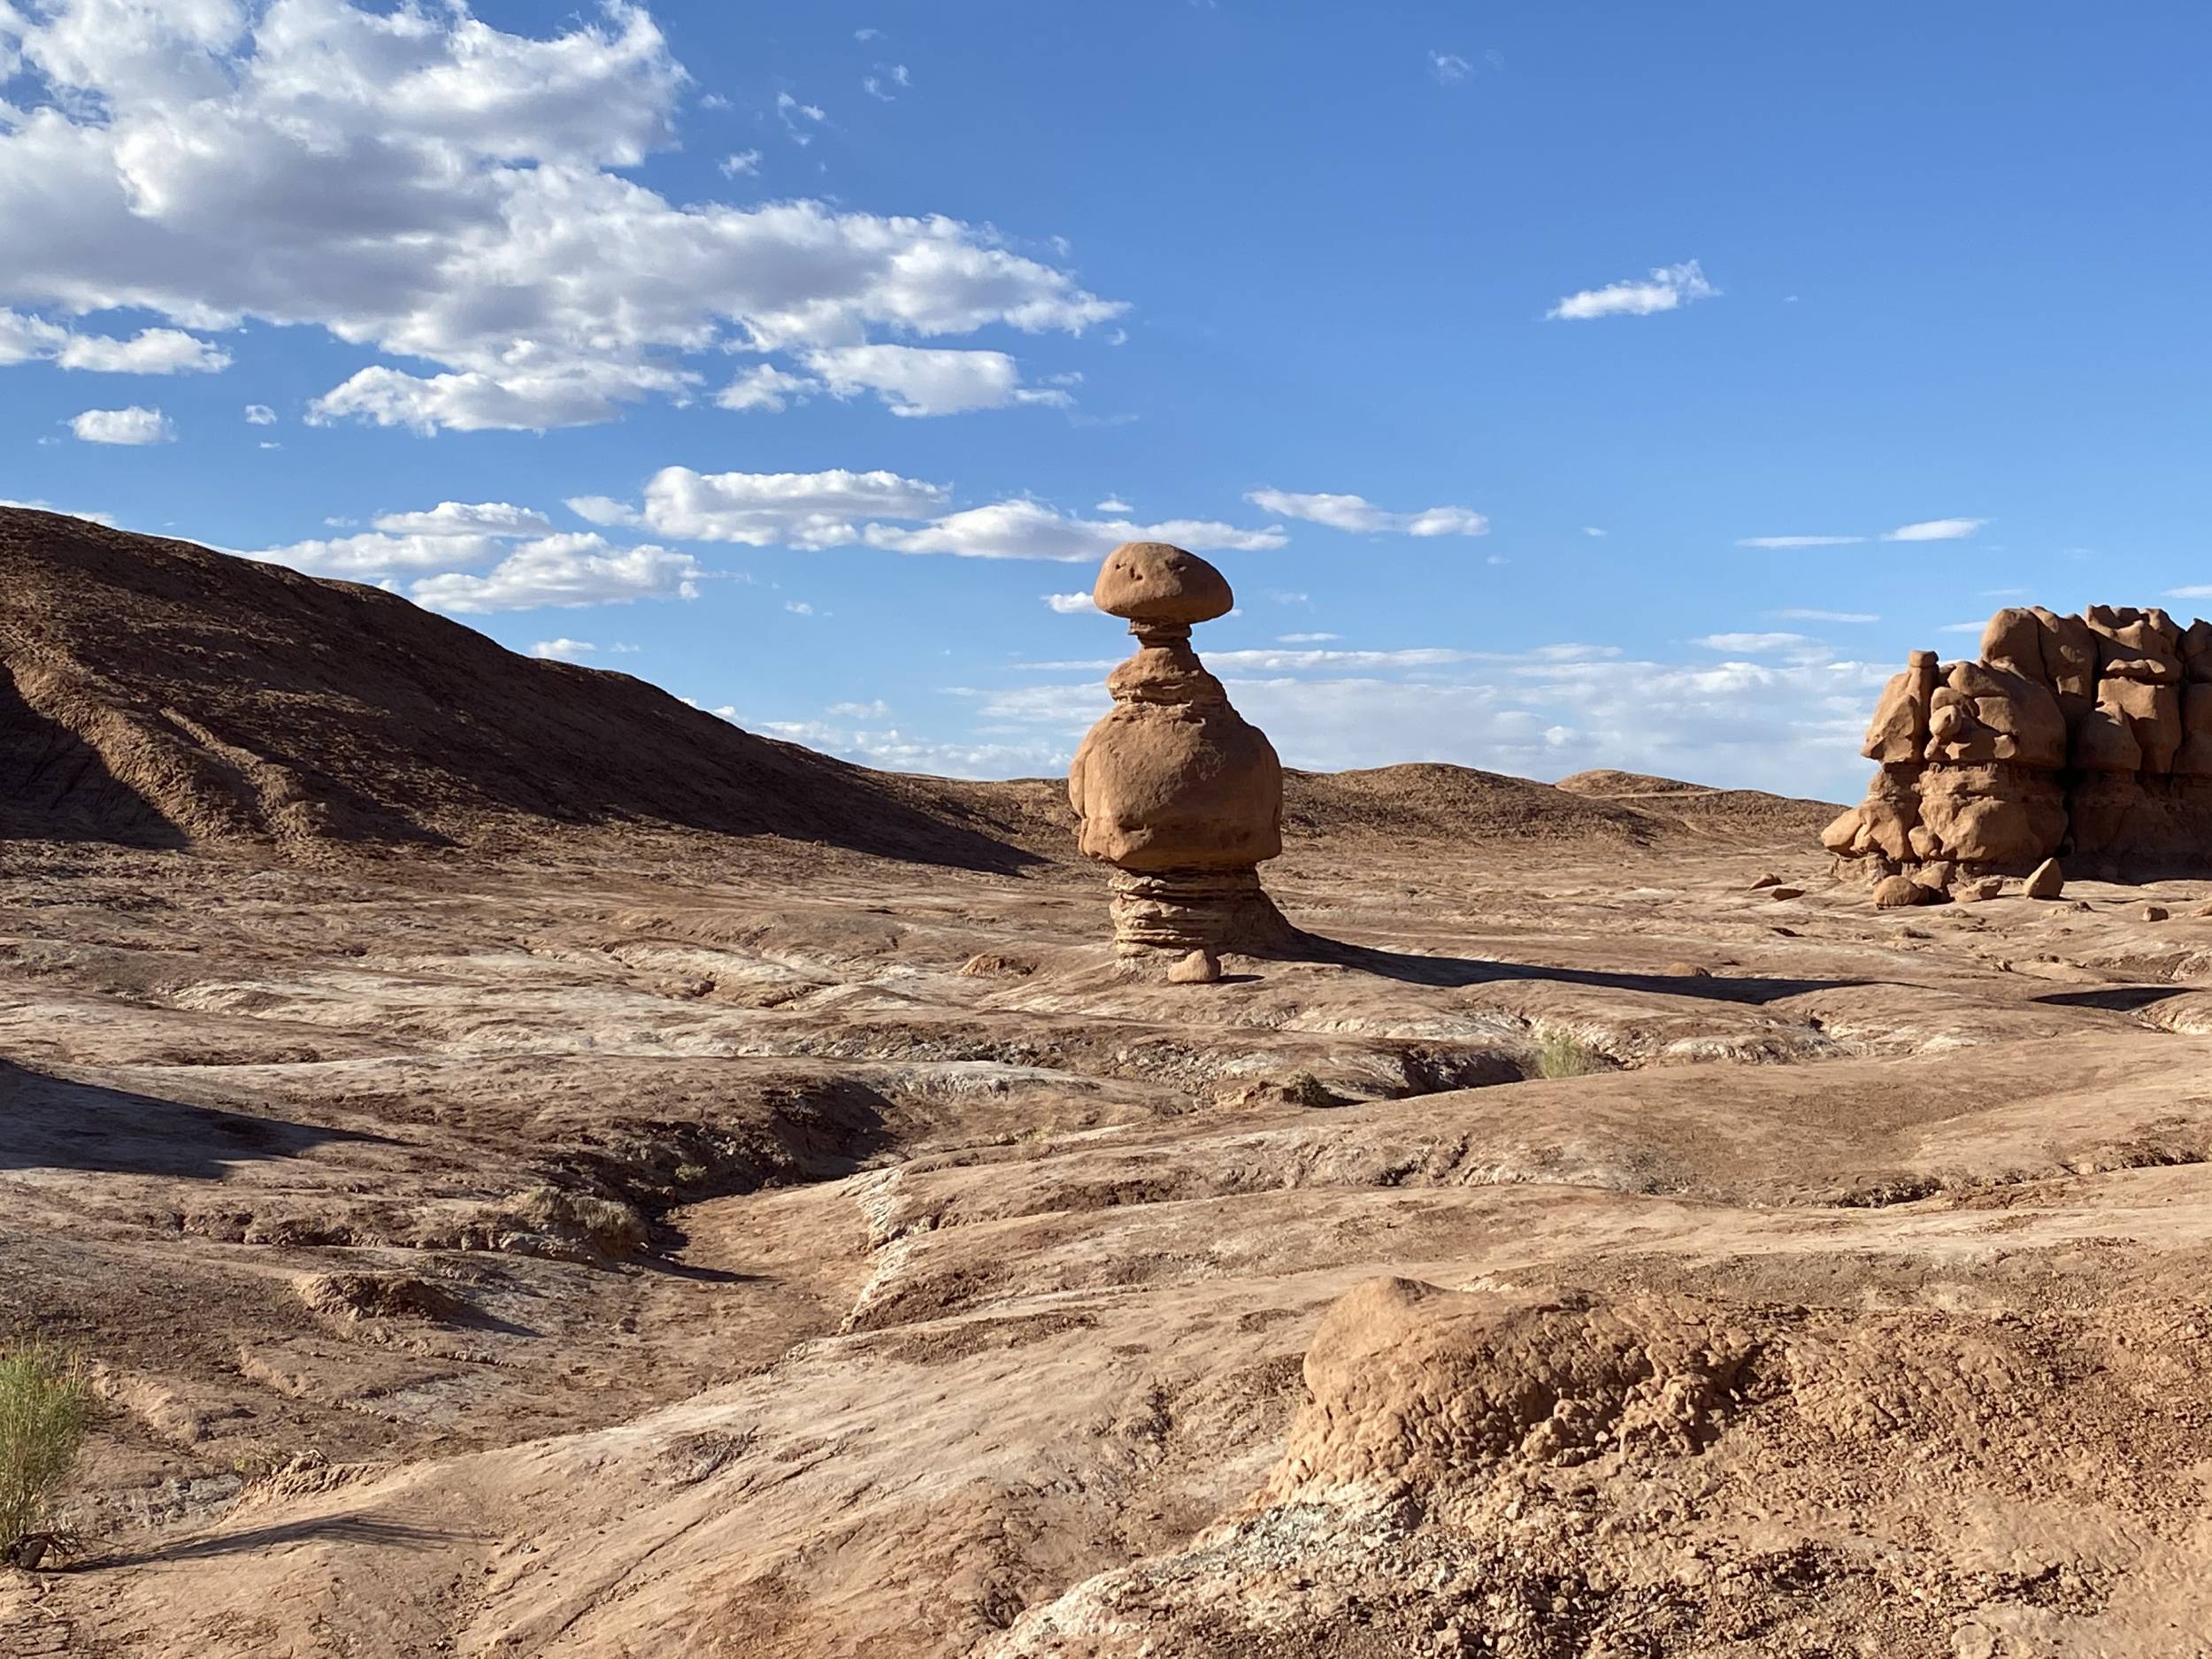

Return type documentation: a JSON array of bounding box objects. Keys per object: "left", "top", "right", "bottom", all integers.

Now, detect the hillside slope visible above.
[{"left": 0, "top": 508, "right": 1038, "bottom": 869}]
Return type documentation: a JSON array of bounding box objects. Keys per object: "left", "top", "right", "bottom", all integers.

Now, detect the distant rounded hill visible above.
[{"left": 0, "top": 508, "right": 1833, "bottom": 865}]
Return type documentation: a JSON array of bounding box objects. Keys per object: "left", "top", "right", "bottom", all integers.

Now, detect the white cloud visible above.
[
  {"left": 372, "top": 501, "right": 552, "bottom": 538},
  {"left": 55, "top": 326, "right": 229, "bottom": 373},
  {"left": 1883, "top": 517, "right": 1985, "bottom": 542},
  {"left": 1043, "top": 592, "right": 1097, "bottom": 614},
  {"left": 1936, "top": 621, "right": 1987, "bottom": 634},
  {"left": 532, "top": 638, "right": 596, "bottom": 662},
  {"left": 1278, "top": 632, "right": 1340, "bottom": 643},
  {"left": 69, "top": 404, "right": 173, "bottom": 443},
  {"left": 637, "top": 465, "right": 949, "bottom": 546},
  {"left": 1770, "top": 608, "right": 1878, "bottom": 623},
  {"left": 1547, "top": 259, "right": 1717, "bottom": 322},
  {"left": 244, "top": 403, "right": 276, "bottom": 425},
  {"left": 719, "top": 149, "right": 761, "bottom": 177},
  {"left": 864, "top": 498, "right": 1286, "bottom": 562},
  {"left": 1094, "top": 495, "right": 1132, "bottom": 514},
  {"left": 713, "top": 363, "right": 816, "bottom": 412},
  {"left": 785, "top": 601, "right": 815, "bottom": 615},
  {"left": 1695, "top": 631, "right": 1817, "bottom": 654},
  {"left": 1428, "top": 50, "right": 1471, "bottom": 82},
  {"left": 565, "top": 495, "right": 643, "bottom": 528},
  {"left": 1582, "top": 526, "right": 1606, "bottom": 537},
  {"left": 802, "top": 344, "right": 1069, "bottom": 417},
  {"left": 0, "top": 2, "right": 1122, "bottom": 434},
  {"left": 411, "top": 534, "right": 707, "bottom": 613},
  {"left": 0, "top": 308, "right": 227, "bottom": 373},
  {"left": 1245, "top": 488, "right": 1487, "bottom": 537},
  {"left": 1736, "top": 534, "right": 1867, "bottom": 549},
  {"left": 777, "top": 91, "right": 826, "bottom": 143},
  {"left": 243, "top": 530, "right": 508, "bottom": 579}
]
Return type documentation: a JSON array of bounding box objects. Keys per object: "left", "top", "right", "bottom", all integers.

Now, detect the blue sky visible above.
[{"left": 4, "top": 2, "right": 2208, "bottom": 802}]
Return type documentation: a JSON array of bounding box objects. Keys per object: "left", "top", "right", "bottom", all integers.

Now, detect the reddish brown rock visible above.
[
  {"left": 1069, "top": 543, "right": 1291, "bottom": 967},
  {"left": 1872, "top": 875, "right": 1927, "bottom": 910},
  {"left": 1833, "top": 606, "right": 2212, "bottom": 884}
]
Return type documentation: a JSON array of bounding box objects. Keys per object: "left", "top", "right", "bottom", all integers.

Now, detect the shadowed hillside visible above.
[{"left": 0, "top": 508, "right": 1040, "bottom": 870}]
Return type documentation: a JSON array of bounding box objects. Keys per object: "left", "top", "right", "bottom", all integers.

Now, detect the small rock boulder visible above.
[
  {"left": 1166, "top": 949, "right": 1221, "bottom": 984},
  {"left": 1872, "top": 875, "right": 1928, "bottom": 910},
  {"left": 2023, "top": 857, "right": 2066, "bottom": 900}
]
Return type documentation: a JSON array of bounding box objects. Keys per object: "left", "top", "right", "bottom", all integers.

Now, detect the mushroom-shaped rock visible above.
[
  {"left": 1093, "top": 541, "right": 1234, "bottom": 631},
  {"left": 1069, "top": 543, "right": 1293, "bottom": 970}
]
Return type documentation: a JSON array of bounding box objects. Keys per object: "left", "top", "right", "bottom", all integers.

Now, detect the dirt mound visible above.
[
  {"left": 1003, "top": 1274, "right": 2212, "bottom": 1655},
  {"left": 1556, "top": 767, "right": 1841, "bottom": 841},
  {"left": 0, "top": 508, "right": 1035, "bottom": 868},
  {"left": 1284, "top": 763, "right": 1670, "bottom": 849},
  {"left": 1555, "top": 767, "right": 1716, "bottom": 796}
]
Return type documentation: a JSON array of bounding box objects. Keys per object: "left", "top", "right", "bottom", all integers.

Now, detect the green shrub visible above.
[
  {"left": 1533, "top": 1027, "right": 1607, "bottom": 1079},
  {"left": 0, "top": 1345, "right": 92, "bottom": 1566}
]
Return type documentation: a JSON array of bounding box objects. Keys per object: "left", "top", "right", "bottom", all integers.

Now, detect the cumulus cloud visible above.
[
  {"left": 1094, "top": 495, "right": 1132, "bottom": 514},
  {"left": 719, "top": 149, "right": 761, "bottom": 177},
  {"left": 1245, "top": 488, "right": 1487, "bottom": 537},
  {"left": 1428, "top": 50, "right": 1471, "bottom": 82},
  {"left": 1883, "top": 517, "right": 1986, "bottom": 542},
  {"left": 565, "top": 496, "right": 642, "bottom": 528},
  {"left": 1279, "top": 632, "right": 1340, "bottom": 643},
  {"left": 242, "top": 531, "right": 510, "bottom": 579},
  {"left": 242, "top": 493, "right": 709, "bottom": 612},
  {"left": 0, "top": 308, "right": 228, "bottom": 373},
  {"left": 636, "top": 466, "right": 949, "bottom": 546},
  {"left": 1547, "top": 259, "right": 1717, "bottom": 321},
  {"left": 69, "top": 404, "right": 173, "bottom": 443},
  {"left": 0, "top": 1, "right": 1123, "bottom": 433},
  {"left": 411, "top": 534, "right": 706, "bottom": 612},
  {"left": 1043, "top": 592, "right": 1097, "bottom": 614},
  {"left": 864, "top": 498, "right": 1286, "bottom": 562},
  {"left": 532, "top": 638, "right": 596, "bottom": 662},
  {"left": 243, "top": 403, "right": 276, "bottom": 425},
  {"left": 372, "top": 501, "right": 552, "bottom": 538},
  {"left": 802, "top": 344, "right": 1070, "bottom": 417},
  {"left": 714, "top": 363, "right": 816, "bottom": 412}
]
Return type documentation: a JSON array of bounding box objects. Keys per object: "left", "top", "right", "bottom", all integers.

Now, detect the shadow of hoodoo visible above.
[{"left": 0, "top": 1060, "right": 393, "bottom": 1179}]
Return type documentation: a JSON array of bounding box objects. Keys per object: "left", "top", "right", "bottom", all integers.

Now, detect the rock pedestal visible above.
[
  {"left": 1068, "top": 542, "right": 1292, "bottom": 969},
  {"left": 1825, "top": 604, "right": 2212, "bottom": 886}
]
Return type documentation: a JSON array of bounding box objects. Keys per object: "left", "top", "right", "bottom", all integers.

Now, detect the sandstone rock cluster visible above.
[
  {"left": 1824, "top": 605, "right": 2212, "bottom": 885},
  {"left": 1068, "top": 542, "right": 1293, "bottom": 969}
]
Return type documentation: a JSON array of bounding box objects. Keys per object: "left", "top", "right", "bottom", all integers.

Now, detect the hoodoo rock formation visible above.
[
  {"left": 1824, "top": 603, "right": 2212, "bottom": 884},
  {"left": 1068, "top": 541, "right": 1293, "bottom": 968}
]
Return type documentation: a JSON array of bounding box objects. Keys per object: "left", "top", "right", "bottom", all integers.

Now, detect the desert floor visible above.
[{"left": 5, "top": 827, "right": 2212, "bottom": 1658}]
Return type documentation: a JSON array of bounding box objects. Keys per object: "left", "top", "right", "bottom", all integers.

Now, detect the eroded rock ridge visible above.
[{"left": 1825, "top": 603, "right": 2212, "bottom": 881}]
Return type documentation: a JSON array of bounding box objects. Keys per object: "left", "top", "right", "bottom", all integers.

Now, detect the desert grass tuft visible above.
[
  {"left": 1533, "top": 1027, "right": 1608, "bottom": 1080},
  {"left": 0, "top": 1344, "right": 93, "bottom": 1567}
]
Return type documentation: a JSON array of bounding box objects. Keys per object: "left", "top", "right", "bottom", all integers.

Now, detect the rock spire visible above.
[{"left": 1067, "top": 542, "right": 1293, "bottom": 969}]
